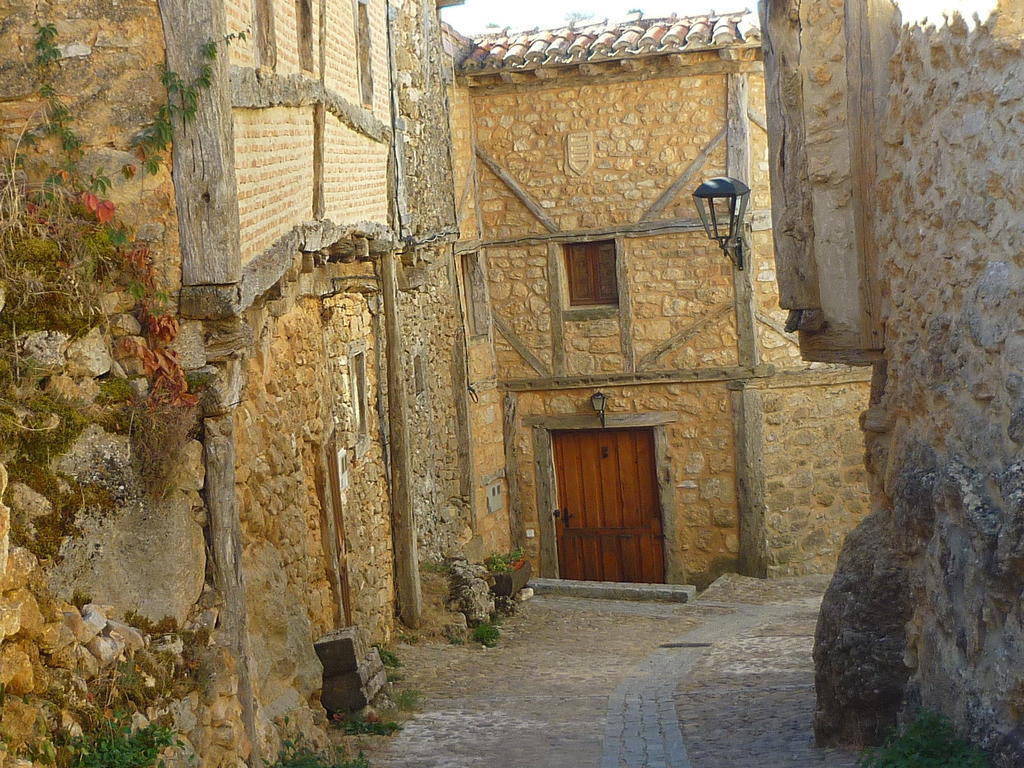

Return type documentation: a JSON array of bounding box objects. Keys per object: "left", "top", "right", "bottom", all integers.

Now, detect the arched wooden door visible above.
[{"left": 551, "top": 428, "right": 665, "bottom": 583}]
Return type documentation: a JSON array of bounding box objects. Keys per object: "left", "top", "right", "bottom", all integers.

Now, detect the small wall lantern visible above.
[
  {"left": 692, "top": 176, "right": 751, "bottom": 271},
  {"left": 590, "top": 391, "right": 608, "bottom": 427}
]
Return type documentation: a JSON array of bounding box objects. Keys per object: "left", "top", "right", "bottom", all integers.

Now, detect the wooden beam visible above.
[
  {"left": 728, "top": 72, "right": 759, "bottom": 369},
  {"left": 202, "top": 415, "right": 259, "bottom": 763},
  {"left": 637, "top": 301, "right": 733, "bottom": 371},
  {"left": 546, "top": 243, "right": 567, "bottom": 374},
  {"left": 740, "top": 366, "right": 874, "bottom": 391},
  {"left": 846, "top": 0, "right": 886, "bottom": 351},
  {"left": 480, "top": 215, "right": 713, "bottom": 249},
  {"left": 501, "top": 363, "right": 775, "bottom": 392},
  {"left": 157, "top": 0, "right": 241, "bottom": 286},
  {"left": 503, "top": 393, "right": 525, "bottom": 546},
  {"left": 614, "top": 236, "right": 636, "bottom": 372},
  {"left": 380, "top": 250, "right": 423, "bottom": 628},
  {"left": 448, "top": 257, "right": 476, "bottom": 517},
  {"left": 730, "top": 387, "right": 768, "bottom": 577},
  {"left": 747, "top": 106, "right": 768, "bottom": 133},
  {"left": 760, "top": 1, "right": 822, "bottom": 310},
  {"left": 523, "top": 411, "right": 678, "bottom": 429},
  {"left": 475, "top": 146, "right": 560, "bottom": 233},
  {"left": 492, "top": 314, "right": 551, "bottom": 377},
  {"left": 755, "top": 310, "right": 798, "bottom": 345},
  {"left": 654, "top": 425, "right": 685, "bottom": 584},
  {"left": 532, "top": 427, "right": 559, "bottom": 578},
  {"left": 313, "top": 103, "right": 326, "bottom": 220},
  {"left": 640, "top": 128, "right": 726, "bottom": 222}
]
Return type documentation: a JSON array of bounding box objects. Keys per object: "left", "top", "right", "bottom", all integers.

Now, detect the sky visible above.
[{"left": 439, "top": 0, "right": 1000, "bottom": 36}]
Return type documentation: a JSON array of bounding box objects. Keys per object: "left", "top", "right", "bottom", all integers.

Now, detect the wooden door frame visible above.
[{"left": 529, "top": 411, "right": 682, "bottom": 582}]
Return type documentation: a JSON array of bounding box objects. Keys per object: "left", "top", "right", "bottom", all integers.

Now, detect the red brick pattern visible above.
[{"left": 322, "top": 115, "right": 389, "bottom": 224}]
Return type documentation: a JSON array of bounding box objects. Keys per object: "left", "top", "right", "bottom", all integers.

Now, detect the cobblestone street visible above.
[{"left": 368, "top": 575, "right": 860, "bottom": 768}]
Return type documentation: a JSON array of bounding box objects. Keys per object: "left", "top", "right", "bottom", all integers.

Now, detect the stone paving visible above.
[{"left": 366, "top": 575, "right": 861, "bottom": 768}]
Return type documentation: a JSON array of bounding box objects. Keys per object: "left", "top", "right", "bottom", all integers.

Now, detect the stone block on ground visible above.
[
  {"left": 320, "top": 649, "right": 386, "bottom": 714},
  {"left": 66, "top": 327, "right": 112, "bottom": 378},
  {"left": 314, "top": 627, "right": 366, "bottom": 675}
]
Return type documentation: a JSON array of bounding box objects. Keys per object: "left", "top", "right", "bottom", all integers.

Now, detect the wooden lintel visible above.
[
  {"left": 740, "top": 366, "right": 874, "bottom": 391},
  {"left": 640, "top": 128, "right": 726, "bottom": 222},
  {"left": 500, "top": 363, "right": 775, "bottom": 392},
  {"left": 523, "top": 411, "right": 679, "bottom": 429},
  {"left": 475, "top": 146, "right": 560, "bottom": 233},
  {"left": 637, "top": 301, "right": 733, "bottom": 370},
  {"left": 492, "top": 314, "right": 551, "bottom": 377},
  {"left": 480, "top": 215, "right": 724, "bottom": 249}
]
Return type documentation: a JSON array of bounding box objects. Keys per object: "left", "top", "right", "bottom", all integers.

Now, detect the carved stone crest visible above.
[{"left": 566, "top": 132, "right": 593, "bottom": 175}]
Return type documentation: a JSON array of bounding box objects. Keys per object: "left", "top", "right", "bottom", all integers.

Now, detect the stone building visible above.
[
  {"left": 444, "top": 13, "right": 871, "bottom": 588},
  {"left": 761, "top": 0, "right": 1024, "bottom": 763}
]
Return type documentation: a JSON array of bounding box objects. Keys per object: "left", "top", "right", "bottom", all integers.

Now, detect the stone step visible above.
[{"left": 530, "top": 578, "right": 696, "bottom": 603}]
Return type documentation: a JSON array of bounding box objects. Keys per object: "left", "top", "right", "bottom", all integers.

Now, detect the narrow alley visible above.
[{"left": 368, "top": 576, "right": 858, "bottom": 768}]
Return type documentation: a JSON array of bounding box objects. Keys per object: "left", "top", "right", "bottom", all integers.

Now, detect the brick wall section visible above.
[
  {"left": 323, "top": 116, "right": 390, "bottom": 224},
  {"left": 233, "top": 106, "right": 315, "bottom": 262},
  {"left": 760, "top": 382, "right": 870, "bottom": 576}
]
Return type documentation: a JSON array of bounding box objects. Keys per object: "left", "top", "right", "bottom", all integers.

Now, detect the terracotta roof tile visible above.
[{"left": 456, "top": 10, "right": 759, "bottom": 74}]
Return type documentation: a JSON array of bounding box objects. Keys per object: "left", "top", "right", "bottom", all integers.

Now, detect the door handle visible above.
[{"left": 562, "top": 508, "right": 573, "bottom": 527}]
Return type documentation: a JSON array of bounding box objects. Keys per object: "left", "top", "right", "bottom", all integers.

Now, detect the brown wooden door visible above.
[{"left": 552, "top": 428, "right": 665, "bottom": 583}]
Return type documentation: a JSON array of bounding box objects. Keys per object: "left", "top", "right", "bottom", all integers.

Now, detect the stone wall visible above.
[
  {"left": 811, "top": 6, "right": 1024, "bottom": 762},
  {"left": 758, "top": 377, "right": 871, "bottom": 576}
]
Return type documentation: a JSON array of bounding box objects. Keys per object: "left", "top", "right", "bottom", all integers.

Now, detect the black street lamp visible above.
[
  {"left": 692, "top": 176, "right": 751, "bottom": 271},
  {"left": 590, "top": 391, "right": 608, "bottom": 427}
]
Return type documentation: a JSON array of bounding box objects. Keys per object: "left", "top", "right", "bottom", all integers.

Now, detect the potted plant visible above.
[{"left": 485, "top": 548, "right": 532, "bottom": 597}]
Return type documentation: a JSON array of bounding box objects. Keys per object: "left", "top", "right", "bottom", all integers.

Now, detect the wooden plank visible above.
[
  {"left": 653, "top": 425, "right": 683, "bottom": 583},
  {"left": 846, "top": 0, "right": 886, "bottom": 351},
  {"left": 202, "top": 415, "right": 259, "bottom": 763},
  {"left": 475, "top": 146, "right": 560, "bottom": 233},
  {"left": 731, "top": 387, "right": 768, "bottom": 577},
  {"left": 505, "top": 363, "right": 774, "bottom": 392},
  {"left": 728, "top": 73, "right": 760, "bottom": 369},
  {"left": 640, "top": 128, "right": 726, "bottom": 222},
  {"left": 742, "top": 366, "right": 874, "bottom": 391},
  {"left": 547, "top": 242, "right": 567, "bottom": 375},
  {"left": 759, "top": 0, "right": 822, "bottom": 310},
  {"left": 157, "top": 0, "right": 241, "bottom": 286},
  {"left": 523, "top": 411, "right": 678, "bottom": 429},
  {"left": 637, "top": 301, "right": 733, "bottom": 371},
  {"left": 503, "top": 393, "right": 524, "bottom": 545},
  {"left": 449, "top": 256, "right": 476, "bottom": 517},
  {"left": 533, "top": 427, "right": 560, "bottom": 578},
  {"left": 380, "top": 249, "right": 423, "bottom": 627},
  {"left": 492, "top": 314, "right": 551, "bottom": 377},
  {"left": 482, "top": 216, "right": 708, "bottom": 249},
  {"left": 614, "top": 236, "right": 636, "bottom": 372}
]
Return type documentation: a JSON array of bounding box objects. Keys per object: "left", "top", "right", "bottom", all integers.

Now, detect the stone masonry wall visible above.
[
  {"left": 759, "top": 379, "right": 870, "bottom": 576},
  {"left": 815, "top": 9, "right": 1024, "bottom": 763}
]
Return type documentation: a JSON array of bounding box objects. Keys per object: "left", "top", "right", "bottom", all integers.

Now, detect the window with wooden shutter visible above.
[{"left": 564, "top": 240, "right": 619, "bottom": 306}]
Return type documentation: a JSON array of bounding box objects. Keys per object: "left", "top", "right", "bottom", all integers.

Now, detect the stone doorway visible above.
[{"left": 551, "top": 428, "right": 666, "bottom": 583}]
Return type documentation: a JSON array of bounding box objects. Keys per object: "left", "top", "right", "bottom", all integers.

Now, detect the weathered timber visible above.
[
  {"left": 760, "top": 0, "right": 822, "bottom": 310},
  {"left": 313, "top": 103, "right": 326, "bottom": 219},
  {"left": 845, "top": 0, "right": 892, "bottom": 351},
  {"left": 615, "top": 236, "right": 636, "bottom": 372},
  {"left": 546, "top": 242, "right": 567, "bottom": 374},
  {"left": 230, "top": 66, "right": 391, "bottom": 144},
  {"left": 728, "top": 73, "right": 760, "bottom": 368},
  {"left": 798, "top": 328, "right": 884, "bottom": 366},
  {"left": 492, "top": 314, "right": 551, "bottom": 377},
  {"left": 637, "top": 302, "right": 733, "bottom": 371},
  {"left": 202, "top": 414, "right": 259, "bottom": 763},
  {"left": 747, "top": 106, "right": 768, "bottom": 132},
  {"left": 640, "top": 128, "right": 726, "bottom": 222},
  {"left": 654, "top": 425, "right": 685, "bottom": 584},
  {"left": 503, "top": 393, "right": 525, "bottom": 546},
  {"left": 730, "top": 387, "right": 768, "bottom": 577},
  {"left": 475, "top": 147, "right": 560, "bottom": 233},
  {"left": 157, "top": 0, "right": 241, "bottom": 286},
  {"left": 532, "top": 427, "right": 559, "bottom": 578},
  {"left": 380, "top": 250, "right": 422, "bottom": 628},
  {"left": 502, "top": 363, "right": 775, "bottom": 392},
  {"left": 738, "top": 366, "right": 874, "bottom": 391},
  {"left": 448, "top": 255, "right": 476, "bottom": 513},
  {"left": 523, "top": 411, "right": 678, "bottom": 429},
  {"left": 754, "top": 310, "right": 798, "bottom": 344}
]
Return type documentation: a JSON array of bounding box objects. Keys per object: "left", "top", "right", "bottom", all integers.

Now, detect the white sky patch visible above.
[
  {"left": 440, "top": 0, "right": 740, "bottom": 36},
  {"left": 895, "top": 0, "right": 999, "bottom": 27}
]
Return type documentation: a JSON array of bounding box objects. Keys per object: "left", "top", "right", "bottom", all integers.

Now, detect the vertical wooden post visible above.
[
  {"left": 203, "top": 415, "right": 259, "bottom": 763},
  {"left": 730, "top": 386, "right": 768, "bottom": 577},
  {"left": 727, "top": 73, "right": 759, "bottom": 369},
  {"left": 157, "top": 0, "right": 241, "bottom": 287},
  {"left": 614, "top": 236, "right": 637, "bottom": 373},
  {"left": 380, "top": 250, "right": 423, "bottom": 628},
  {"left": 546, "top": 242, "right": 566, "bottom": 375},
  {"left": 532, "top": 426, "right": 559, "bottom": 578},
  {"left": 448, "top": 253, "right": 476, "bottom": 519},
  {"left": 503, "top": 392, "right": 524, "bottom": 546}
]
